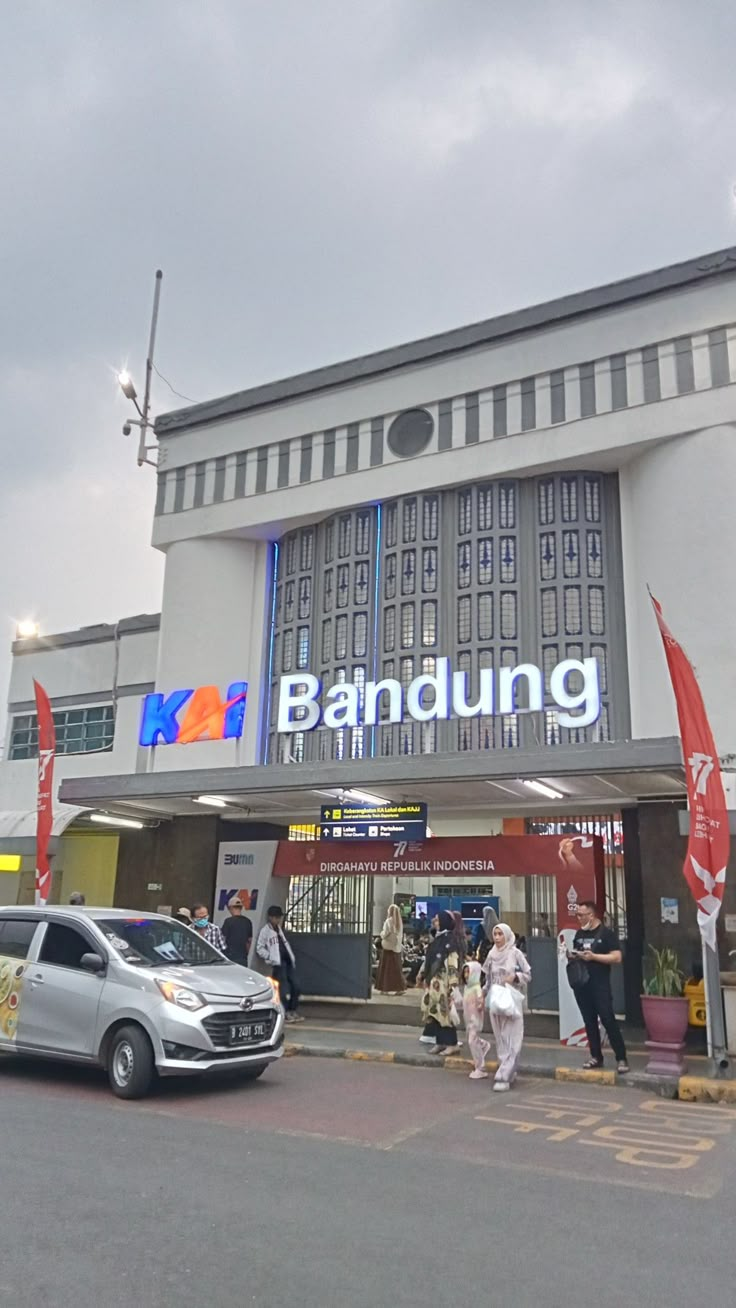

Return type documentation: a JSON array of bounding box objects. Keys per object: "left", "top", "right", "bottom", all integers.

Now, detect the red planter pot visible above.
[{"left": 641, "top": 994, "right": 689, "bottom": 1076}]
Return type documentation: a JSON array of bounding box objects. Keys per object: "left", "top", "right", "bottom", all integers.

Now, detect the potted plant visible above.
[{"left": 641, "top": 945, "right": 689, "bottom": 1076}]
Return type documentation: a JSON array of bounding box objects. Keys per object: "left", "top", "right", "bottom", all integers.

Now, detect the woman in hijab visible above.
[
  {"left": 475, "top": 904, "right": 499, "bottom": 965},
  {"left": 419, "top": 910, "right": 461, "bottom": 1054},
  {"left": 482, "top": 922, "right": 531, "bottom": 1092},
  {"left": 375, "top": 903, "right": 406, "bottom": 994}
]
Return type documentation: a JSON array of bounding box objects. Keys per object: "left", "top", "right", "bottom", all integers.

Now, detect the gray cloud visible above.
[{"left": 1, "top": 0, "right": 735, "bottom": 714}]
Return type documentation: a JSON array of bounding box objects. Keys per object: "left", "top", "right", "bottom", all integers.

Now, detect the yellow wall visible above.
[
  {"left": 57, "top": 832, "right": 119, "bottom": 907},
  {"left": 0, "top": 870, "right": 21, "bottom": 906}
]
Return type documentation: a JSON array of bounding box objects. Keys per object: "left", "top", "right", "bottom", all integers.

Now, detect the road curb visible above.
[
  {"left": 624, "top": 1071, "right": 679, "bottom": 1098},
  {"left": 285, "top": 1042, "right": 580, "bottom": 1083},
  {"left": 678, "top": 1076, "right": 736, "bottom": 1104},
  {"left": 555, "top": 1066, "right": 616, "bottom": 1086},
  {"left": 344, "top": 1050, "right": 395, "bottom": 1063},
  {"left": 284, "top": 1042, "right": 682, "bottom": 1096}
]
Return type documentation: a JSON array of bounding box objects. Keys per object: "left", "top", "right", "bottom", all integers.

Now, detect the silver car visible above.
[{"left": 0, "top": 906, "right": 284, "bottom": 1098}]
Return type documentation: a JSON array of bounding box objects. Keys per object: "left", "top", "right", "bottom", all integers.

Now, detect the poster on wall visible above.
[
  {"left": 213, "top": 843, "right": 281, "bottom": 965},
  {"left": 660, "top": 897, "right": 679, "bottom": 925}
]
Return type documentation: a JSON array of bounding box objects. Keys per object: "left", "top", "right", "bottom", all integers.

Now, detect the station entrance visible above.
[{"left": 269, "top": 834, "right": 606, "bottom": 1027}]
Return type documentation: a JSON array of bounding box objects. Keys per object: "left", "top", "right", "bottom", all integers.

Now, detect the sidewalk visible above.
[{"left": 285, "top": 1016, "right": 718, "bottom": 1099}]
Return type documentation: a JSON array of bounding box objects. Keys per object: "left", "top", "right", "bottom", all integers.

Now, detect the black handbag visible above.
[{"left": 566, "top": 959, "right": 590, "bottom": 990}]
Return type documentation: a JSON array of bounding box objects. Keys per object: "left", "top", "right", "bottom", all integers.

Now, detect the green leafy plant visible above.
[{"left": 643, "top": 945, "right": 685, "bottom": 997}]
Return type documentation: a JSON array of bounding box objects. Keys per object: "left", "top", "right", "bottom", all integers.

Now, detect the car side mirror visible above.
[{"left": 81, "top": 952, "right": 105, "bottom": 974}]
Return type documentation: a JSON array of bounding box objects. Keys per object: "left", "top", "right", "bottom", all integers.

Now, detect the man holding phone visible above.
[{"left": 569, "top": 901, "right": 629, "bottom": 1074}]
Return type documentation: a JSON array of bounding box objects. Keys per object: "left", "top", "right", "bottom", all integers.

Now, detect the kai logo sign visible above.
[{"left": 139, "top": 681, "right": 247, "bottom": 747}]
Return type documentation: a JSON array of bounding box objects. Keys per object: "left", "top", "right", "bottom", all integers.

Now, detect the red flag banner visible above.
[
  {"left": 650, "top": 593, "right": 729, "bottom": 950},
  {"left": 33, "top": 679, "right": 56, "bottom": 906}
]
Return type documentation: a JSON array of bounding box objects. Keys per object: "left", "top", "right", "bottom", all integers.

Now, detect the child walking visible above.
[
  {"left": 460, "top": 960, "right": 491, "bottom": 1079},
  {"left": 482, "top": 923, "right": 531, "bottom": 1092}
]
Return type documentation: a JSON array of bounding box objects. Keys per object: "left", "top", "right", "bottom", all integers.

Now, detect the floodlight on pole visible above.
[
  {"left": 118, "top": 269, "right": 164, "bottom": 469},
  {"left": 117, "top": 370, "right": 137, "bottom": 401}
]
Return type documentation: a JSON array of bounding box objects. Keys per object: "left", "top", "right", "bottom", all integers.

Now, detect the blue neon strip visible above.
[
  {"left": 262, "top": 541, "right": 279, "bottom": 763},
  {"left": 370, "top": 503, "right": 382, "bottom": 758}
]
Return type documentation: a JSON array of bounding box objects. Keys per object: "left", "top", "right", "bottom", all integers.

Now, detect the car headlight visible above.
[
  {"left": 269, "top": 978, "right": 281, "bottom": 1006},
  {"left": 156, "top": 979, "right": 205, "bottom": 1011}
]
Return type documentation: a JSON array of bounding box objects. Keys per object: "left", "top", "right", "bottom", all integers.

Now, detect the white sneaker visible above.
[
  {"left": 493, "top": 1081, "right": 510, "bottom": 1093},
  {"left": 469, "top": 1070, "right": 488, "bottom": 1080}
]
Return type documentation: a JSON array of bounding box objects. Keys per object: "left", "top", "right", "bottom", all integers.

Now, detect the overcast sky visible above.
[{"left": 1, "top": 0, "right": 735, "bottom": 710}]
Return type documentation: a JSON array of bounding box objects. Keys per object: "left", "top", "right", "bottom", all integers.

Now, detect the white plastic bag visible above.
[
  {"left": 488, "top": 983, "right": 515, "bottom": 1017},
  {"left": 488, "top": 982, "right": 524, "bottom": 1018}
]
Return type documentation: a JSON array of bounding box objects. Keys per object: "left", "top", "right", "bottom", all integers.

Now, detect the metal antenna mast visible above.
[{"left": 118, "top": 268, "right": 163, "bottom": 468}]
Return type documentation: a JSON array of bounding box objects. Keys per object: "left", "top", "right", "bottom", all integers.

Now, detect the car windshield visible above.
[{"left": 97, "top": 918, "right": 228, "bottom": 968}]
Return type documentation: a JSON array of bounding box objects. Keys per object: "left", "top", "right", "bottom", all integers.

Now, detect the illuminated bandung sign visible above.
[
  {"left": 139, "top": 682, "right": 247, "bottom": 747},
  {"left": 277, "top": 657, "right": 600, "bottom": 734}
]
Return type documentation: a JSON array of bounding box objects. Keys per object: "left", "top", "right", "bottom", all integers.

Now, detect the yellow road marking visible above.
[
  {"left": 475, "top": 1087, "right": 730, "bottom": 1175},
  {"left": 640, "top": 1097, "right": 736, "bottom": 1120},
  {"left": 524, "top": 1091, "right": 622, "bottom": 1112},
  {"left": 590, "top": 1123, "right": 715, "bottom": 1152},
  {"left": 475, "top": 1114, "right": 579, "bottom": 1142}
]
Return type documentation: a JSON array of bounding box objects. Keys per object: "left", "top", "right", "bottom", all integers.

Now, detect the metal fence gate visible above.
[{"left": 285, "top": 874, "right": 374, "bottom": 998}]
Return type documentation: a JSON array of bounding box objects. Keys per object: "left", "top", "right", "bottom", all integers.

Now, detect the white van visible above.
[{"left": 0, "top": 906, "right": 284, "bottom": 1098}]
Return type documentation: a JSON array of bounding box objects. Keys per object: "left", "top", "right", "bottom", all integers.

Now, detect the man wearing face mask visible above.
[{"left": 191, "top": 902, "right": 227, "bottom": 954}]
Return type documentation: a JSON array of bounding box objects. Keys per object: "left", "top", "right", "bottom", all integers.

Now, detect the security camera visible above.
[{"left": 122, "top": 422, "right": 132, "bottom": 437}]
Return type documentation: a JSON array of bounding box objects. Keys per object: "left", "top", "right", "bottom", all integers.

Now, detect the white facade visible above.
[
  {"left": 2, "top": 617, "right": 159, "bottom": 810},
  {"left": 3, "top": 246, "right": 736, "bottom": 918},
  {"left": 0, "top": 617, "right": 159, "bottom": 905},
  {"left": 146, "top": 247, "right": 736, "bottom": 766}
]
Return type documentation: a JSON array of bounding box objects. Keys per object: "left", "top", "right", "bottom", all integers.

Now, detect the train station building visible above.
[{"left": 3, "top": 244, "right": 736, "bottom": 1016}]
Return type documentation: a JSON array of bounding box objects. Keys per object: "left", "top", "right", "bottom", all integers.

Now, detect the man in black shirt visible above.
[
  {"left": 570, "top": 900, "right": 629, "bottom": 1073},
  {"left": 221, "top": 896, "right": 253, "bottom": 966}
]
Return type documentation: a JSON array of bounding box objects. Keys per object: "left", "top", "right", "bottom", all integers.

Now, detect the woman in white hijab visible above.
[
  {"left": 375, "top": 903, "right": 406, "bottom": 994},
  {"left": 482, "top": 922, "right": 531, "bottom": 1092}
]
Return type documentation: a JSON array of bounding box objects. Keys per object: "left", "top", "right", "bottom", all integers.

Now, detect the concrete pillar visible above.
[
  {"left": 658, "top": 342, "right": 679, "bottom": 399},
  {"left": 691, "top": 331, "right": 712, "bottom": 391},
  {"left": 151, "top": 536, "right": 272, "bottom": 772}
]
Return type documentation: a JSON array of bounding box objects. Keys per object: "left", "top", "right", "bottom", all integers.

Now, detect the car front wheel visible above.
[{"left": 108, "top": 1024, "right": 155, "bottom": 1099}]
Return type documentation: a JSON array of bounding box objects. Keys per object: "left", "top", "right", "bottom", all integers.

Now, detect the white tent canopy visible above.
[{"left": 0, "top": 805, "right": 88, "bottom": 851}]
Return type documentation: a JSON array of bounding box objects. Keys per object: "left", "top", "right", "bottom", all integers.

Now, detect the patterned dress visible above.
[{"left": 421, "top": 948, "right": 460, "bottom": 1046}]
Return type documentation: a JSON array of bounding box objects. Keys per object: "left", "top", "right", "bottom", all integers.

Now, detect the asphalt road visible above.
[{"left": 1, "top": 1052, "right": 734, "bottom": 1307}]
